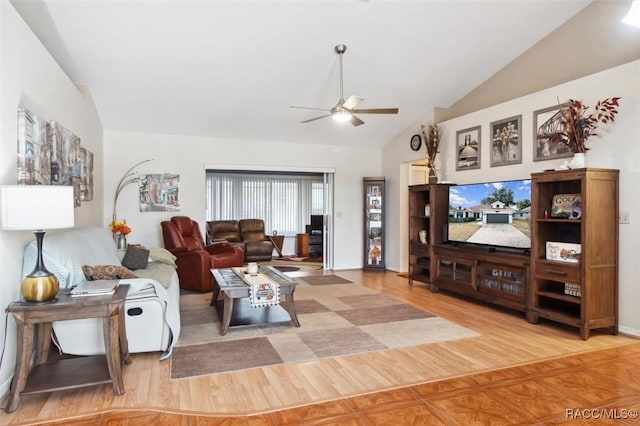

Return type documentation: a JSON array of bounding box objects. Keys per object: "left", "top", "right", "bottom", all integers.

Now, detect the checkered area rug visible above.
[{"left": 171, "top": 274, "right": 479, "bottom": 379}]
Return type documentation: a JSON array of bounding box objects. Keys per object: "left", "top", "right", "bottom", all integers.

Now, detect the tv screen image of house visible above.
[{"left": 448, "top": 179, "right": 531, "bottom": 250}]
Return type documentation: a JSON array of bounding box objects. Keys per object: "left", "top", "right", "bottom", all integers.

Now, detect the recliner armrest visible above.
[{"left": 169, "top": 246, "right": 189, "bottom": 255}]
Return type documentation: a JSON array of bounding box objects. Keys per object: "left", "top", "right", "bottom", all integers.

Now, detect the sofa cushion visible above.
[
  {"left": 239, "top": 219, "right": 267, "bottom": 242},
  {"left": 207, "top": 220, "right": 241, "bottom": 243},
  {"left": 82, "top": 264, "right": 138, "bottom": 280},
  {"left": 121, "top": 245, "right": 150, "bottom": 270},
  {"left": 147, "top": 246, "right": 177, "bottom": 265}
]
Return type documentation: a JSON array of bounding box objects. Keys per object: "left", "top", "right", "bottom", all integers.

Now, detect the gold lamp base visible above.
[{"left": 21, "top": 274, "right": 59, "bottom": 303}]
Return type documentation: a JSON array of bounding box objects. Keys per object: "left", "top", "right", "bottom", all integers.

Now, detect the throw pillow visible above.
[
  {"left": 121, "top": 245, "right": 150, "bottom": 270},
  {"left": 82, "top": 265, "right": 137, "bottom": 280},
  {"left": 147, "top": 247, "right": 177, "bottom": 266}
]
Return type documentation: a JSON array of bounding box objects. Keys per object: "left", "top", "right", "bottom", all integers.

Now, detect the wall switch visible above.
[{"left": 619, "top": 212, "right": 630, "bottom": 224}]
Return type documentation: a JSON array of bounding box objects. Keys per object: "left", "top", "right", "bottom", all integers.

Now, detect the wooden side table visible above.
[
  {"left": 5, "top": 285, "right": 130, "bottom": 412},
  {"left": 268, "top": 235, "right": 285, "bottom": 257},
  {"left": 296, "top": 233, "right": 309, "bottom": 257}
]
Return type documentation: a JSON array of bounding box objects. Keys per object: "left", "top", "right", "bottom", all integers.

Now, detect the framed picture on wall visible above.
[
  {"left": 533, "top": 103, "right": 573, "bottom": 161},
  {"left": 455, "top": 125, "right": 481, "bottom": 171},
  {"left": 490, "top": 115, "right": 522, "bottom": 167}
]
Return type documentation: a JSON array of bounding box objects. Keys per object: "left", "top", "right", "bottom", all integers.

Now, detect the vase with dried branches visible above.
[
  {"left": 421, "top": 123, "right": 441, "bottom": 184},
  {"left": 550, "top": 98, "right": 620, "bottom": 168}
]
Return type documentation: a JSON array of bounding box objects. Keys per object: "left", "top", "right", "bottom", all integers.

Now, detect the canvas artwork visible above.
[
  {"left": 48, "top": 120, "right": 83, "bottom": 206},
  {"left": 139, "top": 173, "right": 180, "bottom": 212},
  {"left": 490, "top": 115, "right": 522, "bottom": 167},
  {"left": 17, "top": 108, "right": 51, "bottom": 185},
  {"left": 16, "top": 108, "right": 94, "bottom": 207},
  {"left": 79, "top": 148, "right": 94, "bottom": 201}
]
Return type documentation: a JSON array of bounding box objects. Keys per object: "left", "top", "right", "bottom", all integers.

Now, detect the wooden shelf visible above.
[
  {"left": 22, "top": 356, "right": 112, "bottom": 395},
  {"left": 536, "top": 291, "right": 581, "bottom": 304},
  {"left": 407, "top": 184, "right": 452, "bottom": 286},
  {"left": 528, "top": 168, "right": 619, "bottom": 339}
]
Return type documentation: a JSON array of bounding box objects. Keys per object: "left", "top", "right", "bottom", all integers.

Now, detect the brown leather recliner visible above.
[
  {"left": 207, "top": 219, "right": 274, "bottom": 262},
  {"left": 161, "top": 216, "right": 244, "bottom": 292},
  {"left": 239, "top": 219, "right": 274, "bottom": 262}
]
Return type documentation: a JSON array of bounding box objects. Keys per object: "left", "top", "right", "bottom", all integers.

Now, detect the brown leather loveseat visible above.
[
  {"left": 207, "top": 219, "right": 274, "bottom": 262},
  {"left": 161, "top": 216, "right": 244, "bottom": 291}
]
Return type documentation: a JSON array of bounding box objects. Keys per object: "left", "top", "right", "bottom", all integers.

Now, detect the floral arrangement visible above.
[
  {"left": 552, "top": 97, "right": 621, "bottom": 153},
  {"left": 109, "top": 220, "right": 131, "bottom": 235},
  {"left": 421, "top": 123, "right": 441, "bottom": 171}
]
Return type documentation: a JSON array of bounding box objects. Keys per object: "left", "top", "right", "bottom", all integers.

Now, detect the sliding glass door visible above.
[{"left": 205, "top": 169, "right": 334, "bottom": 269}]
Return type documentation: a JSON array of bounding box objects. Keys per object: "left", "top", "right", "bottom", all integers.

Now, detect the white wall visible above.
[
  {"left": 0, "top": 3, "right": 104, "bottom": 395},
  {"left": 103, "top": 131, "right": 381, "bottom": 270},
  {"left": 382, "top": 60, "right": 640, "bottom": 335}
]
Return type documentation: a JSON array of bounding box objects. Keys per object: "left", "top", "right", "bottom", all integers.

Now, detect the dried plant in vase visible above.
[
  {"left": 551, "top": 97, "right": 621, "bottom": 154},
  {"left": 421, "top": 123, "right": 441, "bottom": 183}
]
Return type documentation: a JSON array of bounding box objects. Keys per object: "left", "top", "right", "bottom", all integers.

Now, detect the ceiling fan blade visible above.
[
  {"left": 290, "top": 106, "right": 332, "bottom": 112},
  {"left": 343, "top": 95, "right": 364, "bottom": 110},
  {"left": 350, "top": 115, "right": 365, "bottom": 127},
  {"left": 301, "top": 114, "right": 333, "bottom": 123},
  {"left": 351, "top": 108, "right": 399, "bottom": 114}
]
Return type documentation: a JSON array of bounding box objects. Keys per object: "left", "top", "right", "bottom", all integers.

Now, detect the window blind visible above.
[{"left": 205, "top": 171, "right": 324, "bottom": 236}]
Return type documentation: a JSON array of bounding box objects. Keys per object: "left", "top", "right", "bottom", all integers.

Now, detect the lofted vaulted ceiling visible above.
[{"left": 11, "top": 0, "right": 592, "bottom": 148}]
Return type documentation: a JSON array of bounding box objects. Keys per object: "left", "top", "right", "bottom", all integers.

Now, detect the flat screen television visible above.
[{"left": 446, "top": 179, "right": 531, "bottom": 251}]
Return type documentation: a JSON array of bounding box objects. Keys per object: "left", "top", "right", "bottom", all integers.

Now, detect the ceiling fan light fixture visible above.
[{"left": 332, "top": 110, "right": 352, "bottom": 123}]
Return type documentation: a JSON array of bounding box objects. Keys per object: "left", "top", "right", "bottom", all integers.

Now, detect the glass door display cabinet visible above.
[{"left": 363, "top": 177, "right": 385, "bottom": 270}]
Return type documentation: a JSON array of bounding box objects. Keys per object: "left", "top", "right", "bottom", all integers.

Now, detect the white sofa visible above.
[{"left": 22, "top": 226, "right": 181, "bottom": 360}]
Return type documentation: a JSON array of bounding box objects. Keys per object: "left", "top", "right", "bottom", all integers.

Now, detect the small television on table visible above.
[{"left": 446, "top": 179, "right": 531, "bottom": 252}]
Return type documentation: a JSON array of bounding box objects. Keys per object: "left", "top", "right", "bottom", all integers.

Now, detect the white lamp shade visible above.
[{"left": 1, "top": 185, "right": 75, "bottom": 230}]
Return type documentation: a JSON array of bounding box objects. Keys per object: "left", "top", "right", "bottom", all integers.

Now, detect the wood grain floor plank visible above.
[{"left": 1, "top": 269, "right": 636, "bottom": 424}]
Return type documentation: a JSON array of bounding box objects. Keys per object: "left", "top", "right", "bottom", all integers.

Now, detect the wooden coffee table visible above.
[{"left": 210, "top": 266, "right": 300, "bottom": 335}]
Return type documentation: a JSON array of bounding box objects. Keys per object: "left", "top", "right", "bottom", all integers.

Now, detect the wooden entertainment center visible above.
[{"left": 408, "top": 168, "right": 619, "bottom": 339}]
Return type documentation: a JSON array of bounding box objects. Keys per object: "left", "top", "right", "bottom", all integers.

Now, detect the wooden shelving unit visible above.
[
  {"left": 528, "top": 168, "right": 619, "bottom": 339},
  {"left": 432, "top": 244, "right": 529, "bottom": 313},
  {"left": 407, "top": 184, "right": 452, "bottom": 286}
]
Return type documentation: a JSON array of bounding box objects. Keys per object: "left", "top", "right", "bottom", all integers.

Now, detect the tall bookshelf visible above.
[
  {"left": 407, "top": 184, "right": 451, "bottom": 286},
  {"left": 528, "top": 168, "right": 619, "bottom": 339}
]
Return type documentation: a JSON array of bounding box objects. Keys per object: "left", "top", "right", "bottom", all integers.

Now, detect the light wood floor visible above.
[{"left": 2, "top": 269, "right": 637, "bottom": 425}]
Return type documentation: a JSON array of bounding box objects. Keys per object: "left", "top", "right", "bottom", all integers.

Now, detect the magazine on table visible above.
[{"left": 70, "top": 280, "right": 119, "bottom": 297}]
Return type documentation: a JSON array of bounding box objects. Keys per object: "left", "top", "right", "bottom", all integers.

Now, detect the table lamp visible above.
[{"left": 1, "top": 185, "right": 75, "bottom": 302}]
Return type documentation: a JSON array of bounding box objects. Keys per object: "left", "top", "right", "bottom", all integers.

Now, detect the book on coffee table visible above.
[{"left": 71, "top": 280, "right": 119, "bottom": 297}]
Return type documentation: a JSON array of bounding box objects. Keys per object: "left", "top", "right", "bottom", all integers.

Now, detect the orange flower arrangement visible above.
[{"left": 109, "top": 220, "right": 131, "bottom": 235}]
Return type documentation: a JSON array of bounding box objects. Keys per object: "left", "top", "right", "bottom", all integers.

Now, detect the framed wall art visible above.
[
  {"left": 490, "top": 115, "right": 522, "bottom": 167},
  {"left": 533, "top": 103, "right": 572, "bottom": 161},
  {"left": 455, "top": 125, "right": 481, "bottom": 171},
  {"left": 139, "top": 173, "right": 180, "bottom": 212}
]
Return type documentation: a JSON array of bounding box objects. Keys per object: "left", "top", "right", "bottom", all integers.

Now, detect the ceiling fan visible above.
[{"left": 290, "top": 44, "right": 399, "bottom": 127}]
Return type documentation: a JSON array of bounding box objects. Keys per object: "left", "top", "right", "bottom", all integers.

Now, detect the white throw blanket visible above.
[{"left": 22, "top": 227, "right": 181, "bottom": 360}]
